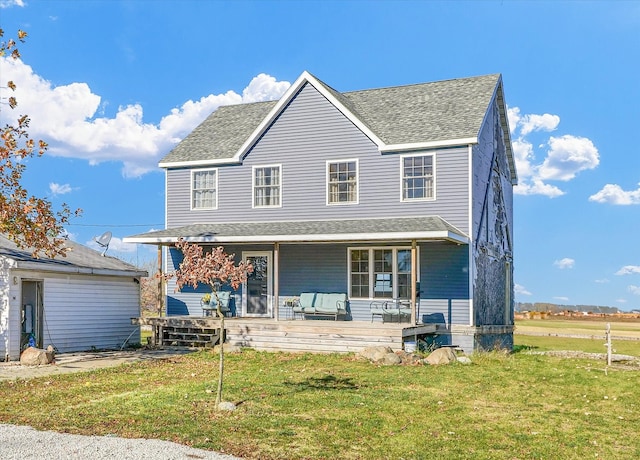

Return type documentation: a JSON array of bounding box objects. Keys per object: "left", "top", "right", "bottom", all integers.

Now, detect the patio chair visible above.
[
  {"left": 370, "top": 301, "right": 387, "bottom": 322},
  {"left": 202, "top": 291, "right": 232, "bottom": 317}
]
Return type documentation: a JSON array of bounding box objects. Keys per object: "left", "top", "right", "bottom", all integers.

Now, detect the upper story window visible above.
[
  {"left": 327, "top": 160, "right": 358, "bottom": 204},
  {"left": 191, "top": 169, "right": 217, "bottom": 210},
  {"left": 402, "top": 154, "right": 435, "bottom": 201},
  {"left": 253, "top": 165, "right": 281, "bottom": 208}
]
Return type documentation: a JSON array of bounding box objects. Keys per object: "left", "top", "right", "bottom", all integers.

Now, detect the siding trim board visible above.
[
  {"left": 381, "top": 138, "right": 477, "bottom": 153},
  {"left": 468, "top": 144, "right": 475, "bottom": 326}
]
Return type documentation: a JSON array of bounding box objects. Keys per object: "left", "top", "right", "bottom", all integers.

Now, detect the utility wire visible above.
[{"left": 66, "top": 223, "right": 163, "bottom": 227}]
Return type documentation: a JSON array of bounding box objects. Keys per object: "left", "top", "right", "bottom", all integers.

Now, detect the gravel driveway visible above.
[
  {"left": 1, "top": 348, "right": 242, "bottom": 459},
  {"left": 0, "top": 424, "right": 242, "bottom": 459}
]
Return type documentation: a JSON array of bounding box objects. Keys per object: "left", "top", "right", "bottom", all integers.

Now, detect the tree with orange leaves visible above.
[
  {"left": 164, "top": 239, "right": 253, "bottom": 408},
  {"left": 1, "top": 28, "right": 81, "bottom": 258}
]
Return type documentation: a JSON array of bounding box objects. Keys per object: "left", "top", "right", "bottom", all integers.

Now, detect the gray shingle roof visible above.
[
  {"left": 0, "top": 234, "right": 146, "bottom": 276},
  {"left": 159, "top": 73, "right": 503, "bottom": 165},
  {"left": 162, "top": 100, "right": 277, "bottom": 164},
  {"left": 124, "top": 216, "right": 469, "bottom": 245},
  {"left": 344, "top": 74, "right": 500, "bottom": 145}
]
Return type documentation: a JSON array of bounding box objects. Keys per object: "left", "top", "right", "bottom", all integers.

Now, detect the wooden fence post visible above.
[{"left": 605, "top": 322, "right": 612, "bottom": 366}]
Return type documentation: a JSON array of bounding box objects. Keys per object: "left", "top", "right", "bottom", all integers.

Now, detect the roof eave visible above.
[
  {"left": 14, "top": 261, "right": 147, "bottom": 277},
  {"left": 159, "top": 158, "right": 242, "bottom": 169},
  {"left": 380, "top": 137, "right": 478, "bottom": 153},
  {"left": 490, "top": 76, "right": 518, "bottom": 184},
  {"left": 124, "top": 231, "right": 469, "bottom": 246}
]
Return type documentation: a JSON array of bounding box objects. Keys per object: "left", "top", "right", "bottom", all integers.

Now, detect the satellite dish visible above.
[{"left": 94, "top": 231, "right": 112, "bottom": 256}]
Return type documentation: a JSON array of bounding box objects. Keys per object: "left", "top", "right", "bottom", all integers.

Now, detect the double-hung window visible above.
[
  {"left": 253, "top": 165, "right": 281, "bottom": 208},
  {"left": 327, "top": 160, "right": 358, "bottom": 204},
  {"left": 349, "top": 247, "right": 417, "bottom": 299},
  {"left": 402, "top": 154, "right": 435, "bottom": 201},
  {"left": 191, "top": 169, "right": 217, "bottom": 210}
]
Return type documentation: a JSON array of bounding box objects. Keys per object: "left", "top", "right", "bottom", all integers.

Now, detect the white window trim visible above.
[
  {"left": 252, "top": 164, "right": 283, "bottom": 209},
  {"left": 326, "top": 159, "right": 359, "bottom": 205},
  {"left": 347, "top": 246, "right": 420, "bottom": 300},
  {"left": 399, "top": 152, "right": 436, "bottom": 202},
  {"left": 190, "top": 168, "right": 218, "bottom": 211}
]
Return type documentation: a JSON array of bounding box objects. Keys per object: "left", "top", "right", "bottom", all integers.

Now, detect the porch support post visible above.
[
  {"left": 157, "top": 245, "right": 163, "bottom": 317},
  {"left": 411, "top": 240, "right": 417, "bottom": 324},
  {"left": 274, "top": 242, "right": 280, "bottom": 321}
]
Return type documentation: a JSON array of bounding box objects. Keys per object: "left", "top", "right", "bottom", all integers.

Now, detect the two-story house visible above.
[{"left": 126, "top": 71, "right": 517, "bottom": 352}]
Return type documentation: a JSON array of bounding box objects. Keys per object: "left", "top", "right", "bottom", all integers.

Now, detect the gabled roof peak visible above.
[{"left": 159, "top": 71, "right": 514, "bottom": 182}]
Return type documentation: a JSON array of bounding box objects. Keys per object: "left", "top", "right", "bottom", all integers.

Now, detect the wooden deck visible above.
[{"left": 133, "top": 316, "right": 437, "bottom": 353}]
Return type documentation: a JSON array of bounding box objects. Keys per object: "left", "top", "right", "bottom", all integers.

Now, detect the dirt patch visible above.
[{"left": 527, "top": 350, "right": 640, "bottom": 369}]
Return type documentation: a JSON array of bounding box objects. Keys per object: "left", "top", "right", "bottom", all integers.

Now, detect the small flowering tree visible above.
[
  {"left": 1, "top": 28, "right": 81, "bottom": 258},
  {"left": 164, "top": 239, "right": 252, "bottom": 407}
]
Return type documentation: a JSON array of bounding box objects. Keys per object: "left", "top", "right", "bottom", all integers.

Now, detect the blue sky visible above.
[{"left": 1, "top": 0, "right": 639, "bottom": 310}]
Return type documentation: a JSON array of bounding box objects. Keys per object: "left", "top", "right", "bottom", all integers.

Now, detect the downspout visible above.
[
  {"left": 5, "top": 271, "right": 11, "bottom": 361},
  {"left": 468, "top": 144, "right": 475, "bottom": 327},
  {"left": 410, "top": 240, "right": 417, "bottom": 324},
  {"left": 274, "top": 242, "right": 280, "bottom": 321}
]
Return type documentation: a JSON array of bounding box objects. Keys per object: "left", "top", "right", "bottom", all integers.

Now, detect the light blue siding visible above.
[
  {"left": 166, "top": 83, "right": 470, "bottom": 233},
  {"left": 279, "top": 245, "right": 347, "bottom": 295},
  {"left": 418, "top": 242, "right": 470, "bottom": 326},
  {"left": 167, "top": 242, "right": 470, "bottom": 324}
]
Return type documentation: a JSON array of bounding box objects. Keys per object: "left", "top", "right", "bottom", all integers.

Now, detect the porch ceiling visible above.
[{"left": 123, "top": 216, "right": 469, "bottom": 245}]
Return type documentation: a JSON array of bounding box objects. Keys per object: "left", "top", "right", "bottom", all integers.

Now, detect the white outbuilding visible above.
[{"left": 0, "top": 235, "right": 147, "bottom": 361}]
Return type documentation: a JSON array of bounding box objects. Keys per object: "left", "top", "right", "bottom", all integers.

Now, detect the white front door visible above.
[{"left": 242, "top": 251, "right": 272, "bottom": 317}]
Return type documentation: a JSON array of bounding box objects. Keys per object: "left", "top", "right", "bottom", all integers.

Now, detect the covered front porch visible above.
[
  {"left": 125, "top": 216, "right": 471, "bottom": 351},
  {"left": 134, "top": 316, "right": 437, "bottom": 353}
]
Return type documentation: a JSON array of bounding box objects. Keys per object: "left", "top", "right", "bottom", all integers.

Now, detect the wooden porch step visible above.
[{"left": 160, "top": 325, "right": 221, "bottom": 348}]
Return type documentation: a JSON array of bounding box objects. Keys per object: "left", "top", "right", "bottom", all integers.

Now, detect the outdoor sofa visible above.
[{"left": 292, "top": 292, "right": 348, "bottom": 320}]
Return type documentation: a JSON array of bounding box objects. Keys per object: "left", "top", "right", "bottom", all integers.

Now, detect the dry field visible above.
[{"left": 515, "top": 316, "right": 640, "bottom": 340}]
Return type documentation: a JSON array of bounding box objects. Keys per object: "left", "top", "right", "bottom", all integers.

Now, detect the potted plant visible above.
[{"left": 283, "top": 297, "right": 297, "bottom": 307}]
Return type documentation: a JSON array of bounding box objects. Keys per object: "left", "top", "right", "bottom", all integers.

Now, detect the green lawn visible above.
[{"left": 1, "top": 349, "right": 638, "bottom": 459}]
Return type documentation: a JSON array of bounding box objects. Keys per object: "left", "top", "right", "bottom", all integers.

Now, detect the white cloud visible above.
[
  {"left": 514, "top": 180, "right": 564, "bottom": 197},
  {"left": 515, "top": 283, "right": 532, "bottom": 296},
  {"left": 519, "top": 113, "right": 560, "bottom": 136},
  {"left": 628, "top": 285, "right": 640, "bottom": 296},
  {"left": 0, "top": 57, "right": 291, "bottom": 178},
  {"left": 594, "top": 278, "right": 610, "bottom": 284},
  {"left": 617, "top": 299, "right": 627, "bottom": 304},
  {"left": 507, "top": 107, "right": 521, "bottom": 135},
  {"left": 242, "top": 73, "right": 292, "bottom": 103},
  {"left": 49, "top": 182, "right": 72, "bottom": 196},
  {"left": 616, "top": 265, "right": 640, "bottom": 275},
  {"left": 0, "top": 0, "right": 25, "bottom": 8},
  {"left": 511, "top": 138, "right": 536, "bottom": 179},
  {"left": 554, "top": 258, "right": 575, "bottom": 269},
  {"left": 589, "top": 183, "right": 640, "bottom": 205},
  {"left": 553, "top": 296, "right": 569, "bottom": 302},
  {"left": 537, "top": 135, "right": 599, "bottom": 181},
  {"left": 508, "top": 106, "right": 599, "bottom": 197}
]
